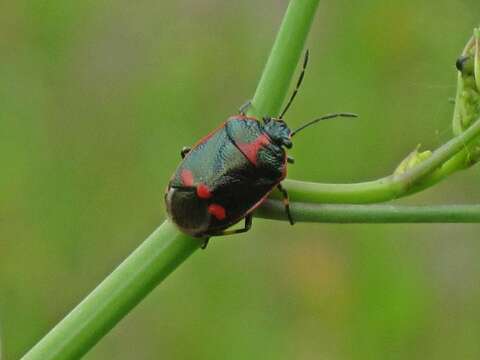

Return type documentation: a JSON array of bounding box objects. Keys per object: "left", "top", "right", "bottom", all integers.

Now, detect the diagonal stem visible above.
[
  {"left": 21, "top": 1, "right": 321, "bottom": 359},
  {"left": 22, "top": 221, "right": 200, "bottom": 360}
]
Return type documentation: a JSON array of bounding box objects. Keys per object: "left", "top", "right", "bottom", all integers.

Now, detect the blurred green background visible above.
[{"left": 1, "top": 0, "right": 480, "bottom": 359}]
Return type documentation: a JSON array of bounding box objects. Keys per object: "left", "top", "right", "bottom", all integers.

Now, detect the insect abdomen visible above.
[
  {"left": 165, "top": 187, "right": 210, "bottom": 236},
  {"left": 166, "top": 117, "right": 286, "bottom": 237}
]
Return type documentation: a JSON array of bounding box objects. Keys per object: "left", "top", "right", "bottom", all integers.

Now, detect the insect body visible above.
[
  {"left": 165, "top": 51, "right": 356, "bottom": 242},
  {"left": 165, "top": 115, "right": 293, "bottom": 238}
]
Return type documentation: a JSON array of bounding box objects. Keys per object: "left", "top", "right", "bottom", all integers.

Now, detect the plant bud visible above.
[
  {"left": 394, "top": 146, "right": 432, "bottom": 176},
  {"left": 453, "top": 28, "right": 480, "bottom": 136}
]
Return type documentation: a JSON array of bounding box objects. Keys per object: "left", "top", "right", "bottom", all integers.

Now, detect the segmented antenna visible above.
[
  {"left": 279, "top": 49, "right": 310, "bottom": 119},
  {"left": 290, "top": 113, "right": 358, "bottom": 137}
]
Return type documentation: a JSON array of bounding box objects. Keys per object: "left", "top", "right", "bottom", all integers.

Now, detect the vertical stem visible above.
[{"left": 250, "top": 0, "right": 320, "bottom": 118}]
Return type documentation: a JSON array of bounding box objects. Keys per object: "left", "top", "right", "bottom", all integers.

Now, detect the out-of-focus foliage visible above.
[{"left": 1, "top": 1, "right": 480, "bottom": 359}]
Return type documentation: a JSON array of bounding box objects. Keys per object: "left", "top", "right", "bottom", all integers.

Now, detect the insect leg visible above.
[
  {"left": 201, "top": 238, "right": 210, "bottom": 249},
  {"left": 287, "top": 156, "right": 295, "bottom": 164},
  {"left": 209, "top": 214, "right": 253, "bottom": 237},
  {"left": 180, "top": 146, "right": 191, "bottom": 159},
  {"left": 277, "top": 183, "right": 294, "bottom": 225},
  {"left": 238, "top": 100, "right": 252, "bottom": 115}
]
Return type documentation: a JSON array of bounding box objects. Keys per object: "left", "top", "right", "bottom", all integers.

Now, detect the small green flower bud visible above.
[
  {"left": 452, "top": 28, "right": 480, "bottom": 147},
  {"left": 394, "top": 146, "right": 432, "bottom": 176}
]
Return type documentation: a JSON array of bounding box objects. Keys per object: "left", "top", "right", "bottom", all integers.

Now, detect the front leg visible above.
[{"left": 238, "top": 100, "right": 252, "bottom": 115}]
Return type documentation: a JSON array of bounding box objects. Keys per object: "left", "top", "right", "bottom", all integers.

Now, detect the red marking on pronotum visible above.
[
  {"left": 196, "top": 183, "right": 212, "bottom": 199},
  {"left": 237, "top": 133, "right": 270, "bottom": 166},
  {"left": 208, "top": 203, "right": 226, "bottom": 220},
  {"left": 180, "top": 169, "right": 194, "bottom": 186}
]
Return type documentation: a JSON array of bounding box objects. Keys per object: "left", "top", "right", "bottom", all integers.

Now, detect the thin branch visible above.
[
  {"left": 274, "top": 116, "right": 480, "bottom": 204},
  {"left": 256, "top": 200, "right": 480, "bottom": 223}
]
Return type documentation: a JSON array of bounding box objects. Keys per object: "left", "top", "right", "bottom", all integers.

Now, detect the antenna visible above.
[
  {"left": 279, "top": 49, "right": 309, "bottom": 119},
  {"left": 290, "top": 113, "right": 358, "bottom": 137}
]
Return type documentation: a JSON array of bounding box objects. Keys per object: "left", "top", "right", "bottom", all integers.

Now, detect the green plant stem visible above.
[
  {"left": 250, "top": 0, "right": 320, "bottom": 117},
  {"left": 22, "top": 1, "right": 320, "bottom": 359},
  {"left": 256, "top": 200, "right": 480, "bottom": 223},
  {"left": 275, "top": 116, "right": 480, "bottom": 204}
]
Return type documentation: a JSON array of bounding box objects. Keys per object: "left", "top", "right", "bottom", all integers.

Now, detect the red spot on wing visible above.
[
  {"left": 180, "top": 169, "right": 194, "bottom": 186},
  {"left": 208, "top": 203, "right": 226, "bottom": 220},
  {"left": 237, "top": 133, "right": 271, "bottom": 166},
  {"left": 196, "top": 183, "right": 212, "bottom": 199}
]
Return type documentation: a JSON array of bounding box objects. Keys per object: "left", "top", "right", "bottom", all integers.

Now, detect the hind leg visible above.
[
  {"left": 200, "top": 214, "right": 253, "bottom": 249},
  {"left": 208, "top": 214, "right": 253, "bottom": 237}
]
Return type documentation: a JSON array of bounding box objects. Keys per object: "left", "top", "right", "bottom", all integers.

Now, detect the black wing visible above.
[{"left": 169, "top": 124, "right": 279, "bottom": 234}]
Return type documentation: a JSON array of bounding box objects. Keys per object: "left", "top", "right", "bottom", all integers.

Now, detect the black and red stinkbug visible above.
[{"left": 165, "top": 51, "right": 356, "bottom": 245}]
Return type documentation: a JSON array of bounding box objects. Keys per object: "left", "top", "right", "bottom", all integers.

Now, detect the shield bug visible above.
[{"left": 165, "top": 51, "right": 356, "bottom": 245}]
